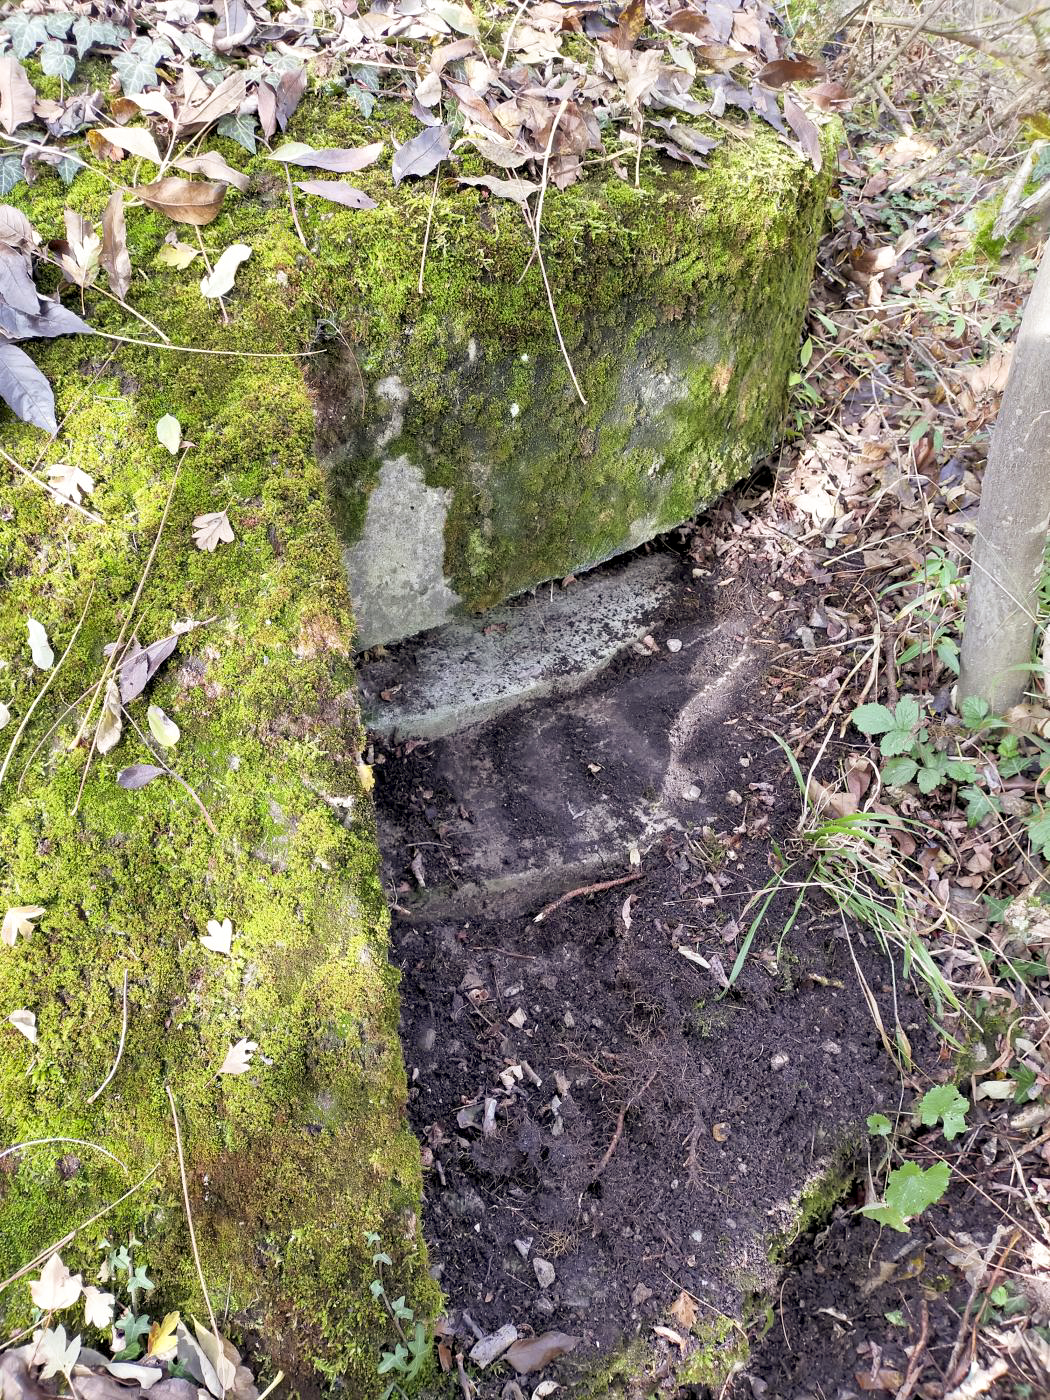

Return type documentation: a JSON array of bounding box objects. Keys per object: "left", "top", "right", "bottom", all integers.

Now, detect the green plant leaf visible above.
[
  {"left": 893, "top": 696, "right": 921, "bottom": 730},
  {"left": 918, "top": 1084, "right": 969, "bottom": 1141},
  {"left": 963, "top": 786, "right": 999, "bottom": 826},
  {"left": 852, "top": 703, "right": 896, "bottom": 735},
  {"left": 961, "top": 695, "right": 991, "bottom": 731},
  {"left": 947, "top": 759, "right": 976, "bottom": 782},
  {"left": 861, "top": 1160, "right": 951, "bottom": 1233},
  {"left": 917, "top": 765, "right": 945, "bottom": 795},
  {"left": 881, "top": 756, "right": 918, "bottom": 786},
  {"left": 880, "top": 727, "right": 916, "bottom": 757},
  {"left": 867, "top": 1113, "right": 891, "bottom": 1136},
  {"left": 1027, "top": 810, "right": 1050, "bottom": 858}
]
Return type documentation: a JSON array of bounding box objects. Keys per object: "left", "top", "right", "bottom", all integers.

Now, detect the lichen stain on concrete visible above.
[{"left": 345, "top": 454, "right": 462, "bottom": 648}]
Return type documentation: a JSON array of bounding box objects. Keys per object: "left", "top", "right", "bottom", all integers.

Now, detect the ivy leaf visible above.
[
  {"left": 5, "top": 13, "right": 48, "bottom": 59},
  {"left": 860, "top": 1160, "right": 950, "bottom": 1233},
  {"left": 1027, "top": 809, "right": 1050, "bottom": 858},
  {"left": 0, "top": 155, "right": 24, "bottom": 197},
  {"left": 918, "top": 1084, "right": 969, "bottom": 1141},
  {"left": 39, "top": 40, "right": 75, "bottom": 81},
  {"left": 216, "top": 113, "right": 257, "bottom": 153}
]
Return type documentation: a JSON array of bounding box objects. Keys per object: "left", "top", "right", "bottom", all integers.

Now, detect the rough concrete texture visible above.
[{"left": 360, "top": 554, "right": 679, "bottom": 738}]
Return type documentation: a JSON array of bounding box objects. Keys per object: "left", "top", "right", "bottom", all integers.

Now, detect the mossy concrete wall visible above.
[
  {"left": 0, "top": 84, "right": 830, "bottom": 1392},
  {"left": 310, "top": 112, "right": 833, "bottom": 647}
]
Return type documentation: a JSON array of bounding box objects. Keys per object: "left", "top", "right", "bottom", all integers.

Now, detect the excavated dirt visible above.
[{"left": 369, "top": 539, "right": 936, "bottom": 1395}]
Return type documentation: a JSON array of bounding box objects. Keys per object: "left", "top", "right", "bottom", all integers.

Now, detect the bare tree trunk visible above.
[{"left": 958, "top": 242, "right": 1050, "bottom": 712}]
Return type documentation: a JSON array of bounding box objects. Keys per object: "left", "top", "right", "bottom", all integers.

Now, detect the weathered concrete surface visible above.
[{"left": 360, "top": 554, "right": 678, "bottom": 739}]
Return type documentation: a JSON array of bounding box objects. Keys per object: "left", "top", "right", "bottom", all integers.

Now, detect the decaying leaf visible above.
[
  {"left": 504, "top": 1332, "right": 578, "bottom": 1374},
  {"left": 147, "top": 704, "right": 180, "bottom": 748},
  {"left": 219, "top": 1038, "right": 257, "bottom": 1076},
  {"left": 146, "top": 1310, "right": 180, "bottom": 1360},
  {"left": 0, "top": 54, "right": 36, "bottom": 135},
  {"left": 293, "top": 181, "right": 377, "bottom": 210},
  {"left": 36, "top": 1326, "right": 81, "bottom": 1382},
  {"left": 1, "top": 904, "right": 45, "bottom": 948},
  {"left": 457, "top": 174, "right": 538, "bottom": 203},
  {"left": 269, "top": 141, "right": 384, "bottom": 172},
  {"left": 192, "top": 510, "right": 235, "bottom": 551},
  {"left": 758, "top": 57, "right": 825, "bottom": 87},
  {"left": 116, "top": 763, "right": 165, "bottom": 790},
  {"left": 94, "top": 125, "right": 163, "bottom": 164},
  {"left": 668, "top": 1290, "right": 698, "bottom": 1331},
  {"left": 200, "top": 918, "right": 233, "bottom": 955},
  {"left": 118, "top": 633, "right": 180, "bottom": 702},
  {"left": 652, "top": 1324, "right": 687, "bottom": 1350},
  {"left": 45, "top": 460, "right": 94, "bottom": 505},
  {"left": 135, "top": 178, "right": 228, "bottom": 226},
  {"left": 84, "top": 1286, "right": 116, "bottom": 1329},
  {"left": 27, "top": 617, "right": 54, "bottom": 669},
  {"left": 0, "top": 703, "right": 10, "bottom": 730},
  {"left": 8, "top": 1008, "right": 37, "bottom": 1043},
  {"left": 30, "top": 1255, "right": 83, "bottom": 1312},
  {"left": 172, "top": 151, "right": 250, "bottom": 192},
  {"left": 200, "top": 242, "right": 251, "bottom": 298},
  {"left": 100, "top": 191, "right": 132, "bottom": 301},
  {"left": 157, "top": 239, "right": 198, "bottom": 269},
  {"left": 392, "top": 124, "right": 450, "bottom": 184},
  {"left": 95, "top": 678, "right": 123, "bottom": 755}
]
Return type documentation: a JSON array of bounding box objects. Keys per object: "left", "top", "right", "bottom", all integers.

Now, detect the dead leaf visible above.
[
  {"left": 0, "top": 55, "right": 36, "bottom": 135},
  {"left": 504, "top": 1333, "right": 578, "bottom": 1374},
  {"left": 95, "top": 678, "right": 123, "bottom": 755},
  {"left": 219, "top": 1038, "right": 257, "bottom": 1075},
  {"left": 392, "top": 124, "right": 451, "bottom": 184},
  {"left": 172, "top": 151, "right": 250, "bottom": 193},
  {"left": 457, "top": 174, "right": 538, "bottom": 203},
  {"left": 269, "top": 141, "right": 384, "bottom": 172},
  {"left": 100, "top": 191, "right": 132, "bottom": 301},
  {"left": 177, "top": 71, "right": 247, "bottom": 133},
  {"left": 200, "top": 918, "right": 233, "bottom": 955},
  {"left": 157, "top": 239, "right": 198, "bottom": 269},
  {"left": 652, "top": 1325, "right": 686, "bottom": 1350},
  {"left": 192, "top": 510, "right": 235, "bottom": 551},
  {"left": 30, "top": 1255, "right": 82, "bottom": 1311},
  {"left": 200, "top": 243, "right": 251, "bottom": 298},
  {"left": 45, "top": 460, "right": 94, "bottom": 504},
  {"left": 94, "top": 126, "right": 163, "bottom": 164},
  {"left": 293, "top": 181, "right": 378, "bottom": 210},
  {"left": 669, "top": 1290, "right": 698, "bottom": 1331},
  {"left": 117, "top": 763, "right": 165, "bottom": 790},
  {"left": 1, "top": 905, "right": 45, "bottom": 948},
  {"left": 8, "top": 1008, "right": 37, "bottom": 1043},
  {"left": 783, "top": 94, "right": 822, "bottom": 172},
  {"left": 758, "top": 57, "right": 825, "bottom": 87},
  {"left": 136, "top": 178, "right": 228, "bottom": 227}
]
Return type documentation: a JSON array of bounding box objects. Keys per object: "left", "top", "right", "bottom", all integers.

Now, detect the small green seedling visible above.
[
  {"left": 861, "top": 1160, "right": 951, "bottom": 1233},
  {"left": 918, "top": 1084, "right": 969, "bottom": 1141},
  {"left": 867, "top": 1113, "right": 892, "bottom": 1137}
]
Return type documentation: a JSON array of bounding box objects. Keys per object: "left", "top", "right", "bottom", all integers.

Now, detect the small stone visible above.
[
  {"left": 419, "top": 1026, "right": 436, "bottom": 1052},
  {"left": 822, "top": 1040, "right": 841, "bottom": 1056},
  {"left": 726, "top": 789, "right": 743, "bottom": 805},
  {"left": 770, "top": 1051, "right": 790, "bottom": 1072},
  {"left": 666, "top": 638, "right": 683, "bottom": 653},
  {"left": 683, "top": 784, "right": 702, "bottom": 802},
  {"left": 563, "top": 1010, "right": 575, "bottom": 1028},
  {"left": 533, "top": 1257, "right": 556, "bottom": 1289},
  {"left": 690, "top": 1229, "right": 703, "bottom": 1244},
  {"left": 514, "top": 1237, "right": 533, "bottom": 1259},
  {"left": 508, "top": 1007, "right": 527, "bottom": 1029},
  {"left": 469, "top": 1324, "right": 519, "bottom": 1369},
  {"left": 632, "top": 1283, "right": 653, "bottom": 1307}
]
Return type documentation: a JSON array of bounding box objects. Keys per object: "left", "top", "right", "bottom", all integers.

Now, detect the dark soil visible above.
[{"left": 370, "top": 537, "right": 936, "bottom": 1396}]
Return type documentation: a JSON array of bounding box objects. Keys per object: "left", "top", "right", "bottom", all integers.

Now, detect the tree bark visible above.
[{"left": 958, "top": 242, "right": 1050, "bottom": 712}]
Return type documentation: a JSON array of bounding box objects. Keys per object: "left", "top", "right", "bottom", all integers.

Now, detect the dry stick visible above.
[
  {"left": 94, "top": 330, "right": 326, "bottom": 359},
  {"left": 166, "top": 1085, "right": 226, "bottom": 1395},
  {"left": 592, "top": 1068, "right": 658, "bottom": 1179},
  {"left": 498, "top": 0, "right": 533, "bottom": 69},
  {"left": 121, "top": 705, "right": 218, "bottom": 835},
  {"left": 72, "top": 457, "right": 184, "bottom": 815},
  {"left": 418, "top": 166, "right": 441, "bottom": 295},
  {"left": 284, "top": 165, "right": 309, "bottom": 250},
  {"left": 0, "top": 582, "right": 95, "bottom": 791},
  {"left": 37, "top": 251, "right": 171, "bottom": 344},
  {"left": 533, "top": 870, "right": 643, "bottom": 924},
  {"left": 0, "top": 444, "right": 104, "bottom": 523},
  {"left": 86, "top": 968, "right": 129, "bottom": 1105},
  {"left": 0, "top": 1161, "right": 160, "bottom": 1298},
  {"left": 894, "top": 1298, "right": 929, "bottom": 1400},
  {"left": 523, "top": 205, "right": 587, "bottom": 405},
  {"left": 0, "top": 1137, "right": 128, "bottom": 1171}
]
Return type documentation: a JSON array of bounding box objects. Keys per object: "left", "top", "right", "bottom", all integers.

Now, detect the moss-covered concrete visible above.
[
  {"left": 0, "top": 78, "right": 832, "bottom": 1392},
  {"left": 310, "top": 106, "right": 835, "bottom": 645}
]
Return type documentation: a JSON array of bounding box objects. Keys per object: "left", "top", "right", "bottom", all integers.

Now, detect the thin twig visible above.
[
  {"left": 94, "top": 332, "right": 326, "bottom": 359},
  {"left": 0, "top": 582, "right": 95, "bottom": 791},
  {"left": 166, "top": 1085, "right": 226, "bottom": 1395},
  {"left": 592, "top": 1069, "right": 658, "bottom": 1179},
  {"left": 37, "top": 252, "right": 170, "bottom": 344},
  {"left": 0, "top": 1137, "right": 128, "bottom": 1171},
  {"left": 284, "top": 165, "right": 308, "bottom": 250},
  {"left": 86, "top": 968, "right": 129, "bottom": 1105},
  {"left": 0, "top": 1162, "right": 160, "bottom": 1297},
  {"left": 533, "top": 870, "right": 643, "bottom": 923},
  {"left": 894, "top": 1298, "right": 929, "bottom": 1400},
  {"left": 522, "top": 205, "right": 588, "bottom": 405},
  {"left": 498, "top": 0, "right": 533, "bottom": 69},
  {"left": 418, "top": 166, "right": 440, "bottom": 295}
]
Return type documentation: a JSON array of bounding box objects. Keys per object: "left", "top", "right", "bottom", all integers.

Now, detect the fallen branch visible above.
[{"left": 533, "top": 870, "right": 643, "bottom": 923}]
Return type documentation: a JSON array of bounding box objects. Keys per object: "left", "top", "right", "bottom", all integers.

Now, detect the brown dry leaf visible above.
[
  {"left": 192, "top": 510, "right": 235, "bottom": 551},
  {"left": 0, "top": 54, "right": 36, "bottom": 135},
  {"left": 807, "top": 775, "right": 858, "bottom": 818},
  {"left": 293, "top": 181, "right": 378, "bottom": 210},
  {"left": 172, "top": 152, "right": 250, "bottom": 193},
  {"left": 177, "top": 71, "right": 247, "bottom": 133},
  {"left": 783, "top": 94, "right": 822, "bottom": 172},
  {"left": 758, "top": 57, "right": 825, "bottom": 87},
  {"left": 611, "top": 0, "right": 646, "bottom": 49},
  {"left": 962, "top": 347, "right": 1013, "bottom": 398},
  {"left": 457, "top": 174, "right": 538, "bottom": 203},
  {"left": 94, "top": 126, "right": 163, "bottom": 164},
  {"left": 855, "top": 1370, "right": 904, "bottom": 1392},
  {"left": 100, "top": 191, "right": 132, "bottom": 301},
  {"left": 136, "top": 179, "right": 228, "bottom": 227},
  {"left": 504, "top": 1333, "right": 578, "bottom": 1374},
  {"left": 86, "top": 128, "right": 124, "bottom": 162},
  {"left": 668, "top": 1290, "right": 698, "bottom": 1331},
  {"left": 392, "top": 124, "right": 451, "bottom": 184}
]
